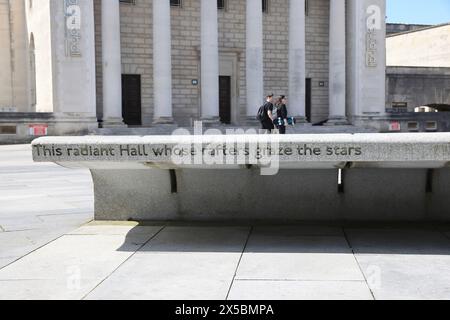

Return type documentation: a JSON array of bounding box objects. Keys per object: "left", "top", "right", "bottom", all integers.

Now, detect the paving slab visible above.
[
  {"left": 85, "top": 226, "right": 250, "bottom": 300},
  {"left": 228, "top": 280, "right": 373, "bottom": 300},
  {"left": 235, "top": 227, "right": 364, "bottom": 281},
  {"left": 353, "top": 254, "right": 450, "bottom": 300},
  {"left": 0, "top": 197, "right": 80, "bottom": 212},
  {"left": 0, "top": 258, "right": 18, "bottom": 269},
  {"left": 0, "top": 228, "right": 65, "bottom": 261},
  {"left": 249, "top": 225, "right": 345, "bottom": 237},
  {"left": 3, "top": 145, "right": 450, "bottom": 300},
  {"left": 68, "top": 222, "right": 163, "bottom": 236},
  {"left": 0, "top": 225, "right": 162, "bottom": 300},
  {"left": 36, "top": 212, "right": 93, "bottom": 224},
  {"left": 0, "top": 185, "right": 28, "bottom": 190},
  {"left": 0, "top": 279, "right": 100, "bottom": 300},
  {"left": 0, "top": 142, "right": 94, "bottom": 234},
  {"left": 0, "top": 216, "right": 45, "bottom": 232},
  {"left": 0, "top": 212, "right": 92, "bottom": 232},
  {"left": 346, "top": 228, "right": 450, "bottom": 300},
  {"left": 345, "top": 228, "right": 450, "bottom": 255}
]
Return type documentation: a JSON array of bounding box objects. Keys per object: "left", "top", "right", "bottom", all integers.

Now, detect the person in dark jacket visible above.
[
  {"left": 274, "top": 95, "right": 288, "bottom": 134},
  {"left": 261, "top": 94, "right": 275, "bottom": 133}
]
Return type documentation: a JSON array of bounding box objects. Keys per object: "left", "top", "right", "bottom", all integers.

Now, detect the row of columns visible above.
[{"left": 101, "top": 0, "right": 348, "bottom": 126}]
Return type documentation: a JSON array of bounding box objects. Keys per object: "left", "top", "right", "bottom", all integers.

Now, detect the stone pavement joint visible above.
[
  {"left": 3, "top": 145, "right": 450, "bottom": 300},
  {"left": 80, "top": 225, "right": 167, "bottom": 300},
  {"left": 2, "top": 223, "right": 450, "bottom": 300},
  {"left": 226, "top": 226, "right": 254, "bottom": 300},
  {"left": 0, "top": 232, "right": 67, "bottom": 272},
  {"left": 0, "top": 144, "right": 94, "bottom": 271},
  {"left": 342, "top": 227, "right": 376, "bottom": 300}
]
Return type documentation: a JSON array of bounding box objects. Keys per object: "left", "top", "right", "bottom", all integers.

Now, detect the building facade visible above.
[
  {"left": 386, "top": 24, "right": 450, "bottom": 112},
  {"left": 386, "top": 23, "right": 432, "bottom": 36},
  {"left": 0, "top": 0, "right": 387, "bottom": 139}
]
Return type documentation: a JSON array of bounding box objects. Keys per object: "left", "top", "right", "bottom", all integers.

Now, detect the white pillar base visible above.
[
  {"left": 200, "top": 116, "right": 221, "bottom": 124},
  {"left": 102, "top": 118, "right": 127, "bottom": 128},
  {"left": 153, "top": 116, "right": 174, "bottom": 125},
  {"left": 295, "top": 116, "right": 309, "bottom": 124},
  {"left": 325, "top": 116, "right": 350, "bottom": 126},
  {"left": 52, "top": 113, "right": 99, "bottom": 135}
]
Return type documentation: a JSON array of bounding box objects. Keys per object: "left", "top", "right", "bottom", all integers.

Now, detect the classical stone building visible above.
[
  {"left": 386, "top": 23, "right": 432, "bottom": 36},
  {"left": 386, "top": 23, "right": 450, "bottom": 126},
  {"left": 382, "top": 23, "right": 450, "bottom": 132},
  {"left": 0, "top": 0, "right": 388, "bottom": 141},
  {"left": 0, "top": 0, "right": 31, "bottom": 114}
]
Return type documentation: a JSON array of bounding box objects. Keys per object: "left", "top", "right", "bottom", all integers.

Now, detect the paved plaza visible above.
[{"left": 1, "top": 144, "right": 450, "bottom": 300}]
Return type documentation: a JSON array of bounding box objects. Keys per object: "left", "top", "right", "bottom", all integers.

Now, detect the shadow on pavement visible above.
[{"left": 116, "top": 221, "right": 450, "bottom": 255}]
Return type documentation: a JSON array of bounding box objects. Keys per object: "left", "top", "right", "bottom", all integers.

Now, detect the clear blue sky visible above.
[{"left": 387, "top": 0, "right": 450, "bottom": 25}]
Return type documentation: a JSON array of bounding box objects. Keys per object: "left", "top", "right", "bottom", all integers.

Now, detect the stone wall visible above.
[
  {"left": 386, "top": 23, "right": 431, "bottom": 36},
  {"left": 94, "top": 0, "right": 331, "bottom": 126},
  {"left": 387, "top": 24, "right": 450, "bottom": 68},
  {"left": 386, "top": 66, "right": 450, "bottom": 111}
]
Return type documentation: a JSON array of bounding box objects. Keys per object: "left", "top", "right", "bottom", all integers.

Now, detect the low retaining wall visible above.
[
  {"left": 32, "top": 133, "right": 450, "bottom": 221},
  {"left": 0, "top": 112, "right": 97, "bottom": 144},
  {"left": 0, "top": 112, "right": 53, "bottom": 144}
]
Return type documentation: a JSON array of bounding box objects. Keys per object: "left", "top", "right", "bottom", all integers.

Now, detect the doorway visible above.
[
  {"left": 306, "top": 78, "right": 312, "bottom": 122},
  {"left": 219, "top": 76, "right": 231, "bottom": 124},
  {"left": 122, "top": 74, "right": 142, "bottom": 126}
]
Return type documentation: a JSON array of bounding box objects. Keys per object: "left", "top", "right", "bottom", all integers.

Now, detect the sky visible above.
[{"left": 387, "top": 0, "right": 450, "bottom": 25}]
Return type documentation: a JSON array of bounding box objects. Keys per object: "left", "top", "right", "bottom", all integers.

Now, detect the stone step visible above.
[{"left": 90, "top": 125, "right": 377, "bottom": 136}]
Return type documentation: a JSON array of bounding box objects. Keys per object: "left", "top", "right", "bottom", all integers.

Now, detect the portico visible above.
[
  {"left": 94, "top": 0, "right": 386, "bottom": 127},
  {"left": 0, "top": 0, "right": 389, "bottom": 141}
]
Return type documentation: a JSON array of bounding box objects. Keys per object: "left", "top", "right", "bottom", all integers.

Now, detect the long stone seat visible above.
[{"left": 32, "top": 133, "right": 450, "bottom": 222}]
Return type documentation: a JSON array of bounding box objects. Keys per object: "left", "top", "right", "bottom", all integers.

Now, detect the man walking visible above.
[{"left": 260, "top": 94, "right": 275, "bottom": 133}]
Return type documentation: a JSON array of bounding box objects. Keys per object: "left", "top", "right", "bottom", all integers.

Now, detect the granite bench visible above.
[{"left": 32, "top": 133, "right": 450, "bottom": 221}]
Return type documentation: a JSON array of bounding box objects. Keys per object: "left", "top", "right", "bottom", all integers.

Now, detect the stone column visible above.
[
  {"left": 48, "top": 0, "right": 98, "bottom": 135},
  {"left": 289, "top": 0, "right": 306, "bottom": 122},
  {"left": 200, "top": 0, "right": 220, "bottom": 122},
  {"left": 0, "top": 0, "right": 13, "bottom": 110},
  {"left": 9, "top": 0, "right": 30, "bottom": 112},
  {"left": 327, "top": 0, "right": 348, "bottom": 125},
  {"left": 153, "top": 0, "right": 173, "bottom": 124},
  {"left": 347, "top": 0, "right": 386, "bottom": 120},
  {"left": 246, "top": 0, "right": 264, "bottom": 119},
  {"left": 101, "top": 0, "right": 124, "bottom": 127}
]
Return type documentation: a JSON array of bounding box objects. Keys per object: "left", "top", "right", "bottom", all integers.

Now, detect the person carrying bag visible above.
[{"left": 256, "top": 94, "right": 275, "bottom": 133}]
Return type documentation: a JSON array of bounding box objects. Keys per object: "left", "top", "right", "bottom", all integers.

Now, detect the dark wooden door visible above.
[
  {"left": 306, "top": 78, "right": 312, "bottom": 123},
  {"left": 122, "top": 74, "right": 142, "bottom": 126},
  {"left": 219, "top": 76, "right": 231, "bottom": 124}
]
